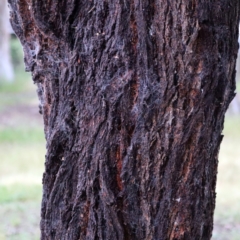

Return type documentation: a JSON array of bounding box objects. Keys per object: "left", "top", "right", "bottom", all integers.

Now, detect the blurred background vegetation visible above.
[
  {"left": 0, "top": 7, "right": 240, "bottom": 240},
  {"left": 0, "top": 36, "right": 45, "bottom": 240}
]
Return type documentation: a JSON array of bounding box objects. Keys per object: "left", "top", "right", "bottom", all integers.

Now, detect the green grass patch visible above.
[
  {"left": 222, "top": 115, "right": 240, "bottom": 138},
  {"left": 0, "top": 127, "right": 45, "bottom": 143},
  {"left": 0, "top": 67, "right": 35, "bottom": 111},
  {"left": 0, "top": 69, "right": 31, "bottom": 94},
  {"left": 0, "top": 184, "right": 42, "bottom": 204},
  {"left": 236, "top": 81, "right": 240, "bottom": 92},
  {"left": 0, "top": 143, "right": 45, "bottom": 176}
]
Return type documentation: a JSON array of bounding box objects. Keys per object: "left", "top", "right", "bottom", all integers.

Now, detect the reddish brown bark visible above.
[{"left": 9, "top": 0, "right": 240, "bottom": 239}]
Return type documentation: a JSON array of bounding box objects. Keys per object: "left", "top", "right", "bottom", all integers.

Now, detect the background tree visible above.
[
  {"left": 8, "top": 0, "right": 240, "bottom": 239},
  {"left": 0, "top": 0, "right": 14, "bottom": 81},
  {"left": 230, "top": 33, "right": 240, "bottom": 114}
]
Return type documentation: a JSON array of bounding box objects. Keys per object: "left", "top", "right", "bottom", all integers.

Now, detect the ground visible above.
[{"left": 0, "top": 70, "right": 239, "bottom": 240}]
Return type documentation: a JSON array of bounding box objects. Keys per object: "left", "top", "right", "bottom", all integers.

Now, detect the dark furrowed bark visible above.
[{"left": 9, "top": 0, "right": 240, "bottom": 239}]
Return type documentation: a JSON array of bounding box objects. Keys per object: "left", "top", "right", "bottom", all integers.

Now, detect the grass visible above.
[
  {"left": 0, "top": 67, "right": 35, "bottom": 114},
  {"left": 0, "top": 127, "right": 44, "bottom": 143},
  {"left": 0, "top": 69, "right": 30, "bottom": 93},
  {"left": 0, "top": 184, "right": 42, "bottom": 203}
]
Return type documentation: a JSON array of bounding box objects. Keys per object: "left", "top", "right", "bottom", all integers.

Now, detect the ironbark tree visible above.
[{"left": 9, "top": 0, "right": 240, "bottom": 239}]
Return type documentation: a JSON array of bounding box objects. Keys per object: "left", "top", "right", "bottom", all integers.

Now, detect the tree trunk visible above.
[
  {"left": 0, "top": 0, "right": 14, "bottom": 81},
  {"left": 9, "top": 0, "right": 240, "bottom": 239}
]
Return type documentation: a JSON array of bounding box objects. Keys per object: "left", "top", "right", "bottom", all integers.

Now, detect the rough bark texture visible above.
[{"left": 9, "top": 0, "right": 240, "bottom": 239}]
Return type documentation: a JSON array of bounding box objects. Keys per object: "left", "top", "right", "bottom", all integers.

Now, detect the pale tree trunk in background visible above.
[
  {"left": 0, "top": 0, "right": 14, "bottom": 81},
  {"left": 9, "top": 0, "right": 240, "bottom": 239},
  {"left": 228, "top": 34, "right": 240, "bottom": 115},
  {"left": 230, "top": 42, "right": 240, "bottom": 114}
]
